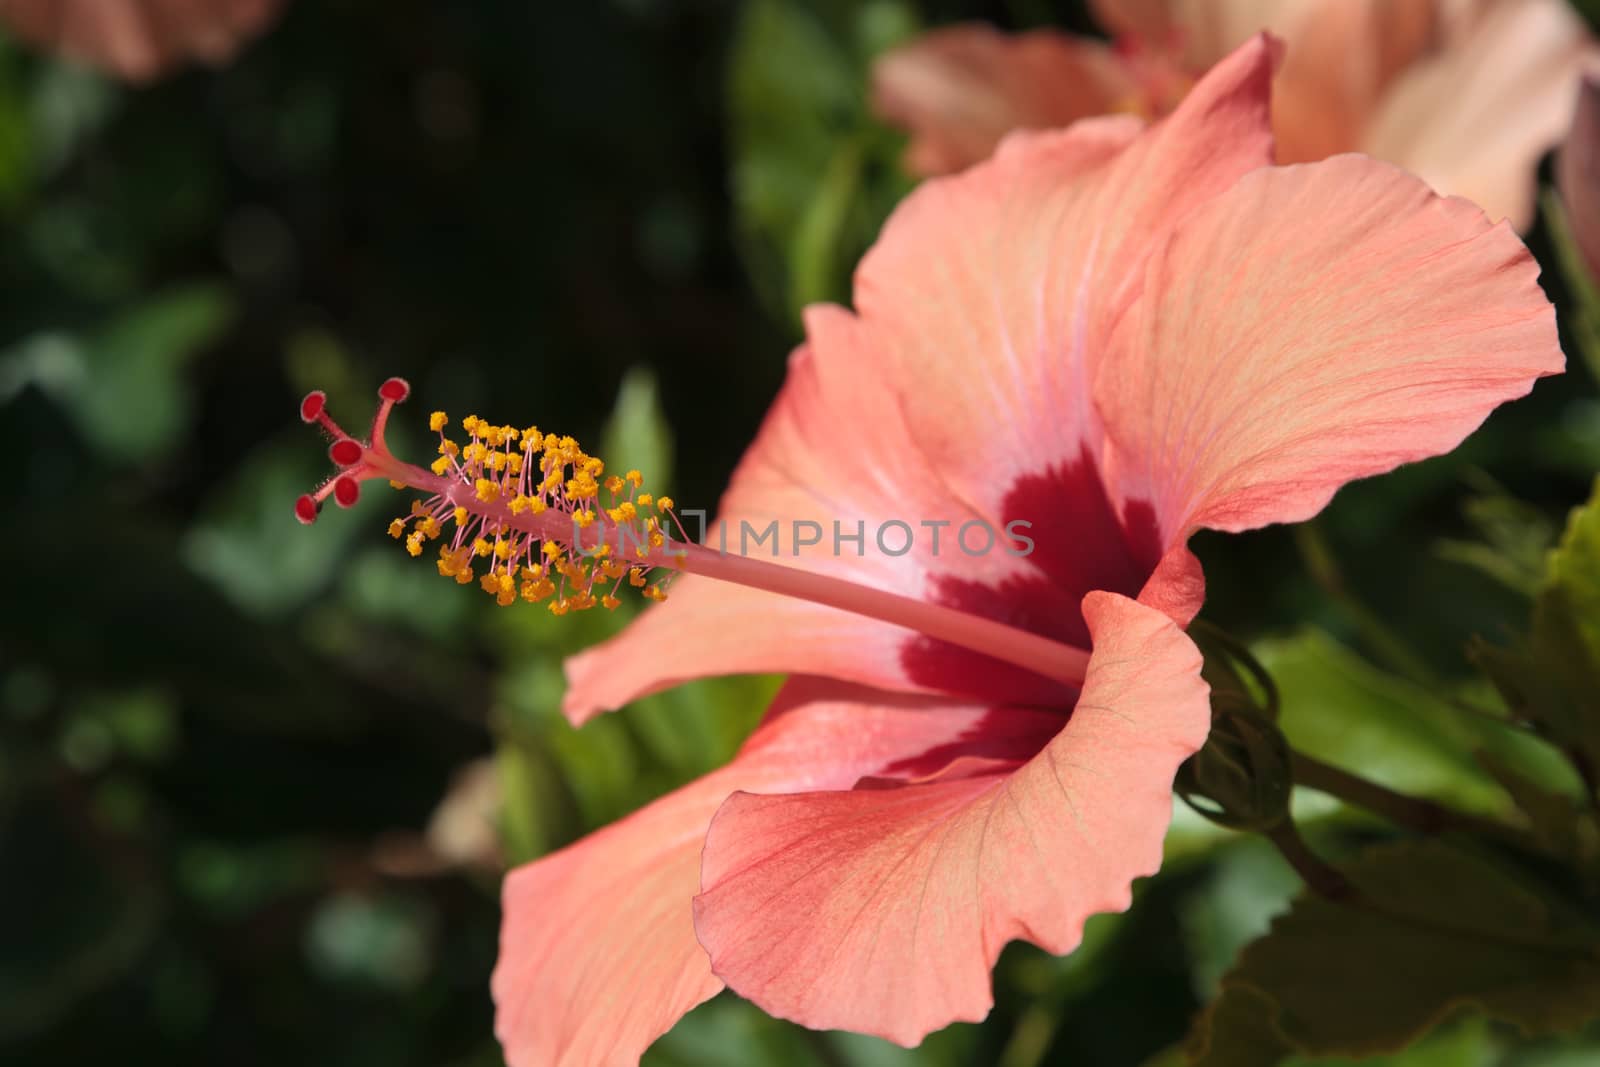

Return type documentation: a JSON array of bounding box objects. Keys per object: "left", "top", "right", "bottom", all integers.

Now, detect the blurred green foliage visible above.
[{"left": 3, "top": 2, "right": 1600, "bottom": 1066}]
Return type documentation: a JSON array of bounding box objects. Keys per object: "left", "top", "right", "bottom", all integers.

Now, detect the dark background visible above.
[{"left": 4, "top": 1, "right": 1600, "bottom": 1065}]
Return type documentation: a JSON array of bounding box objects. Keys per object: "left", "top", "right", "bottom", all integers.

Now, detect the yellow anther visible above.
[
  {"left": 392, "top": 403, "right": 674, "bottom": 613},
  {"left": 389, "top": 480, "right": 406, "bottom": 490}
]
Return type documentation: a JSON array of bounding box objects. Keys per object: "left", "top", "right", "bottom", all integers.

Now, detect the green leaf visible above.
[
  {"left": 0, "top": 283, "right": 235, "bottom": 462},
  {"left": 1434, "top": 480, "right": 1558, "bottom": 598},
  {"left": 1257, "top": 630, "right": 1571, "bottom": 815},
  {"left": 1176, "top": 1016, "right": 1494, "bottom": 1067},
  {"left": 1476, "top": 476, "right": 1600, "bottom": 801},
  {"left": 1543, "top": 477, "right": 1600, "bottom": 664},
  {"left": 601, "top": 366, "right": 674, "bottom": 492},
  {"left": 1180, "top": 839, "right": 1305, "bottom": 998},
  {"left": 1476, "top": 752, "right": 1600, "bottom": 882},
  {"left": 727, "top": 0, "right": 917, "bottom": 327},
  {"left": 184, "top": 432, "right": 378, "bottom": 619},
  {"left": 1189, "top": 841, "right": 1600, "bottom": 1066}
]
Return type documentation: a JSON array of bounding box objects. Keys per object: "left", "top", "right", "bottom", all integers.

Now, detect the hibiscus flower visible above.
[
  {"left": 488, "top": 36, "right": 1562, "bottom": 1063},
  {"left": 293, "top": 36, "right": 1561, "bottom": 1067},
  {"left": 0, "top": 0, "right": 284, "bottom": 82},
  {"left": 874, "top": 0, "right": 1597, "bottom": 230}
]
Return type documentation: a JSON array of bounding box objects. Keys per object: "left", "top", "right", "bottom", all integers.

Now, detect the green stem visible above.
[
  {"left": 1290, "top": 751, "right": 1523, "bottom": 844},
  {"left": 1264, "top": 818, "right": 1350, "bottom": 900}
]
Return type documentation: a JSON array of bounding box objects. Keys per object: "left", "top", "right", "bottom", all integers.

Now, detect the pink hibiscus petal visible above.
[
  {"left": 0, "top": 0, "right": 285, "bottom": 81},
  {"left": 1096, "top": 152, "right": 1562, "bottom": 541},
  {"left": 1361, "top": 0, "right": 1597, "bottom": 230},
  {"left": 1266, "top": 0, "right": 1439, "bottom": 164},
  {"left": 871, "top": 23, "right": 1137, "bottom": 176},
  {"left": 494, "top": 678, "right": 1052, "bottom": 1065},
  {"left": 1087, "top": 0, "right": 1181, "bottom": 43},
  {"left": 693, "top": 591, "right": 1209, "bottom": 1045},
  {"left": 564, "top": 38, "right": 1279, "bottom": 722},
  {"left": 565, "top": 301, "right": 1108, "bottom": 722},
  {"left": 858, "top": 35, "right": 1276, "bottom": 498}
]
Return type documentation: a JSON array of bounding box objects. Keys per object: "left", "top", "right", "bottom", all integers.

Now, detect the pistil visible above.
[{"left": 294, "top": 380, "right": 1090, "bottom": 690}]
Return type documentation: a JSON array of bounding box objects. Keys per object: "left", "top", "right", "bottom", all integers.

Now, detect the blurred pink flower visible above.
[
  {"left": 1561, "top": 74, "right": 1600, "bottom": 282},
  {"left": 493, "top": 36, "right": 1561, "bottom": 1067},
  {"left": 875, "top": 0, "right": 1597, "bottom": 230},
  {"left": 0, "top": 0, "right": 284, "bottom": 82}
]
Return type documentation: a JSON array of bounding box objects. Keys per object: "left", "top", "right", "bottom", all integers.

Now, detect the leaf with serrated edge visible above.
[{"left": 1190, "top": 841, "right": 1600, "bottom": 1065}]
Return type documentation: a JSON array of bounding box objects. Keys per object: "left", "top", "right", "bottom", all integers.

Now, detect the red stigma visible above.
[
  {"left": 293, "top": 377, "right": 412, "bottom": 524},
  {"left": 329, "top": 439, "right": 365, "bottom": 466},
  {"left": 300, "top": 391, "right": 327, "bottom": 423}
]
